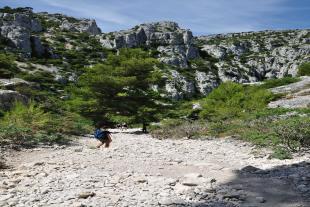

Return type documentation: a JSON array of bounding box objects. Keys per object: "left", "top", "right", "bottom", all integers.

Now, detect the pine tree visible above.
[{"left": 69, "top": 48, "right": 164, "bottom": 129}]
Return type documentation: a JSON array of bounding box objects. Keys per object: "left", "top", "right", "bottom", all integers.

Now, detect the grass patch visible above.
[{"left": 297, "top": 62, "right": 310, "bottom": 76}]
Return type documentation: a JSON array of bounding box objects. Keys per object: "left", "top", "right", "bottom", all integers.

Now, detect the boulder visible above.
[
  {"left": 0, "top": 90, "right": 28, "bottom": 110},
  {"left": 0, "top": 78, "right": 30, "bottom": 90}
]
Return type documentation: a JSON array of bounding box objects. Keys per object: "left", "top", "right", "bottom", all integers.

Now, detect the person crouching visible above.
[{"left": 94, "top": 122, "right": 112, "bottom": 148}]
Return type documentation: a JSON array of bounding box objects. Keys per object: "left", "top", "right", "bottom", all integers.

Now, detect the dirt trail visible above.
[{"left": 1, "top": 129, "right": 309, "bottom": 207}]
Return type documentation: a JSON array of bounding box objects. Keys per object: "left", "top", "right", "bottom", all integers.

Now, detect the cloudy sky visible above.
[{"left": 1, "top": 0, "right": 309, "bottom": 35}]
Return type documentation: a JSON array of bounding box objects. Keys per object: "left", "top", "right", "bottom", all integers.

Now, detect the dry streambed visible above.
[{"left": 0, "top": 130, "right": 309, "bottom": 207}]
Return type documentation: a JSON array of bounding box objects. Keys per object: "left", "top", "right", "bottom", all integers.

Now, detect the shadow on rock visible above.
[{"left": 166, "top": 162, "right": 310, "bottom": 207}]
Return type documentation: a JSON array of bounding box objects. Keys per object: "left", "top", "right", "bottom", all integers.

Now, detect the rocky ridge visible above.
[
  {"left": 98, "top": 25, "right": 310, "bottom": 99},
  {"left": 99, "top": 21, "right": 199, "bottom": 68},
  {"left": 0, "top": 7, "right": 309, "bottom": 102},
  {"left": 197, "top": 30, "right": 310, "bottom": 82}
]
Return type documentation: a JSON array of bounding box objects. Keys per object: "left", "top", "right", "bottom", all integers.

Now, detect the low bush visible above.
[
  {"left": 199, "top": 82, "right": 276, "bottom": 121},
  {"left": 0, "top": 102, "right": 92, "bottom": 146},
  {"left": 271, "top": 147, "right": 293, "bottom": 160},
  {"left": 150, "top": 119, "right": 207, "bottom": 139},
  {"left": 0, "top": 102, "right": 53, "bottom": 145},
  {"left": 297, "top": 62, "right": 310, "bottom": 76},
  {"left": 273, "top": 116, "right": 310, "bottom": 151},
  {"left": 0, "top": 53, "right": 19, "bottom": 78}
]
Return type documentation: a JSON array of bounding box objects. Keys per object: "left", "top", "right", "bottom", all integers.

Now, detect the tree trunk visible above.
[{"left": 142, "top": 122, "right": 147, "bottom": 133}]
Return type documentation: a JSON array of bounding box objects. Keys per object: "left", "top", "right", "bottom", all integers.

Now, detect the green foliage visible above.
[
  {"left": 297, "top": 62, "right": 310, "bottom": 76},
  {"left": 34, "top": 15, "right": 61, "bottom": 30},
  {"left": 0, "top": 102, "right": 92, "bottom": 145},
  {"left": 153, "top": 77, "right": 309, "bottom": 159},
  {"left": 199, "top": 82, "right": 275, "bottom": 121},
  {"left": 69, "top": 48, "right": 165, "bottom": 125},
  {"left": 259, "top": 77, "right": 300, "bottom": 89},
  {"left": 0, "top": 6, "right": 33, "bottom": 13},
  {"left": 271, "top": 147, "right": 293, "bottom": 160},
  {"left": 0, "top": 102, "right": 56, "bottom": 145},
  {"left": 0, "top": 53, "right": 19, "bottom": 78},
  {"left": 273, "top": 116, "right": 310, "bottom": 151}
]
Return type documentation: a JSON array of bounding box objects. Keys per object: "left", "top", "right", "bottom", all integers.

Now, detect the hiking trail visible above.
[{"left": 1, "top": 129, "right": 309, "bottom": 207}]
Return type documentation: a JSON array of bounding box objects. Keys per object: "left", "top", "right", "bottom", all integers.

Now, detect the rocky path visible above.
[{"left": 1, "top": 130, "right": 309, "bottom": 207}]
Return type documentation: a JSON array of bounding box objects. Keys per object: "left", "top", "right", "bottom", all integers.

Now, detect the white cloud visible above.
[{"left": 41, "top": 0, "right": 140, "bottom": 25}]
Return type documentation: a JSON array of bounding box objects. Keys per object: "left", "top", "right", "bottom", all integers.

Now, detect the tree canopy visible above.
[{"left": 68, "top": 48, "right": 165, "bottom": 126}]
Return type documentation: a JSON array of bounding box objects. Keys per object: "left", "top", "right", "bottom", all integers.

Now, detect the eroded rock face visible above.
[
  {"left": 99, "top": 21, "right": 199, "bottom": 68},
  {"left": 0, "top": 11, "right": 43, "bottom": 56},
  {"left": 165, "top": 70, "right": 196, "bottom": 100},
  {"left": 195, "top": 71, "right": 219, "bottom": 95},
  {"left": 60, "top": 19, "right": 101, "bottom": 35},
  {"left": 198, "top": 29, "right": 310, "bottom": 81},
  {"left": 0, "top": 89, "right": 28, "bottom": 110},
  {"left": 30, "top": 36, "right": 45, "bottom": 57}
]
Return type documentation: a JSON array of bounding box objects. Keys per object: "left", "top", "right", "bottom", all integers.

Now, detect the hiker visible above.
[
  {"left": 142, "top": 122, "right": 148, "bottom": 133},
  {"left": 94, "top": 122, "right": 112, "bottom": 148},
  {"left": 121, "top": 123, "right": 128, "bottom": 130}
]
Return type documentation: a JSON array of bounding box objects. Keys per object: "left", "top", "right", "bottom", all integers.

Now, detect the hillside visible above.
[
  {"left": 0, "top": 7, "right": 309, "bottom": 103},
  {"left": 0, "top": 6, "right": 309, "bottom": 207}
]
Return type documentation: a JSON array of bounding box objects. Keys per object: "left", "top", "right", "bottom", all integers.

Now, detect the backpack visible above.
[
  {"left": 94, "top": 129, "right": 104, "bottom": 139},
  {"left": 94, "top": 129, "right": 110, "bottom": 139}
]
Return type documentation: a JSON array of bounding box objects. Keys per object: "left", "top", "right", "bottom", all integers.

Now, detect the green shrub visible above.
[
  {"left": 273, "top": 116, "right": 310, "bottom": 151},
  {"left": 0, "top": 102, "right": 52, "bottom": 145},
  {"left": 271, "top": 147, "right": 293, "bottom": 160},
  {"left": 0, "top": 53, "right": 19, "bottom": 78},
  {"left": 0, "top": 102, "right": 92, "bottom": 145},
  {"left": 199, "top": 82, "right": 275, "bottom": 121},
  {"left": 53, "top": 112, "right": 93, "bottom": 135},
  {"left": 297, "top": 62, "right": 310, "bottom": 76}
]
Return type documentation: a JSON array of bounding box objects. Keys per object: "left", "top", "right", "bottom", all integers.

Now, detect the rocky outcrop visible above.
[
  {"left": 0, "top": 10, "right": 43, "bottom": 56},
  {"left": 60, "top": 19, "right": 101, "bottom": 35},
  {"left": 99, "top": 21, "right": 199, "bottom": 68},
  {"left": 195, "top": 71, "right": 219, "bottom": 95},
  {"left": 197, "top": 29, "right": 310, "bottom": 82},
  {"left": 0, "top": 8, "right": 101, "bottom": 58},
  {"left": 0, "top": 78, "right": 30, "bottom": 90},
  {"left": 164, "top": 70, "right": 196, "bottom": 100},
  {"left": 0, "top": 89, "right": 28, "bottom": 110},
  {"left": 268, "top": 76, "right": 310, "bottom": 109}
]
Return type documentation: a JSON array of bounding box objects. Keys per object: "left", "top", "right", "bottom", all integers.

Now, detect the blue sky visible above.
[{"left": 1, "top": 0, "right": 309, "bottom": 35}]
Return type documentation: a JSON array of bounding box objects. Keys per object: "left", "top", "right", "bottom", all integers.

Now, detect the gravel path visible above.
[{"left": 1, "top": 129, "right": 309, "bottom": 207}]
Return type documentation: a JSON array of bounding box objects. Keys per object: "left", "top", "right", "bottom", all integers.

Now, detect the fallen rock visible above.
[
  {"left": 77, "top": 192, "right": 95, "bottom": 199},
  {"left": 255, "top": 196, "right": 266, "bottom": 203}
]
